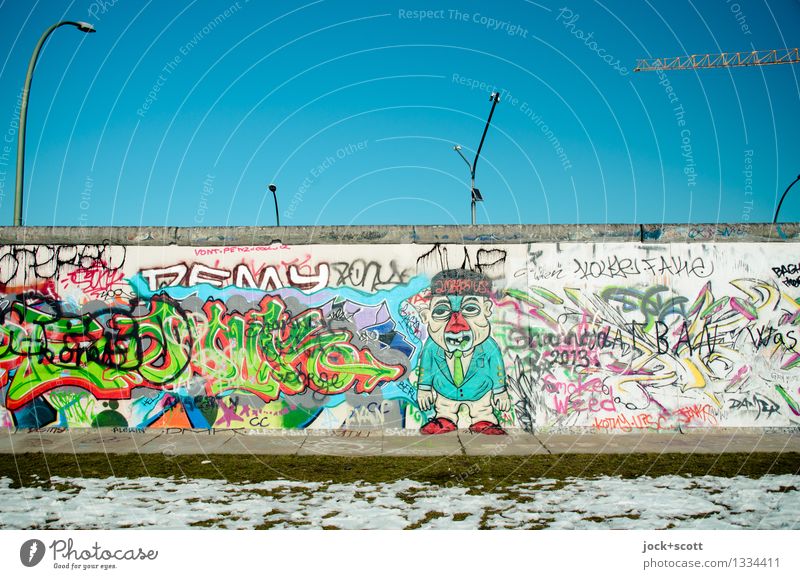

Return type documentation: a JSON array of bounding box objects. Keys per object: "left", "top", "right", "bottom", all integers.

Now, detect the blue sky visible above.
[{"left": 0, "top": 0, "right": 798, "bottom": 227}]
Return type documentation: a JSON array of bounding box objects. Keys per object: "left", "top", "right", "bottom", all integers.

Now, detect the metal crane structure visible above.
[
  {"left": 634, "top": 47, "right": 799, "bottom": 223},
  {"left": 634, "top": 47, "right": 799, "bottom": 72}
]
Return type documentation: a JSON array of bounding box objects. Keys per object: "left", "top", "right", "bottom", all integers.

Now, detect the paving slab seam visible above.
[
  {"left": 138, "top": 432, "right": 165, "bottom": 449},
  {"left": 216, "top": 435, "right": 239, "bottom": 454},
  {"left": 532, "top": 434, "right": 552, "bottom": 454},
  {"left": 296, "top": 434, "right": 308, "bottom": 454}
]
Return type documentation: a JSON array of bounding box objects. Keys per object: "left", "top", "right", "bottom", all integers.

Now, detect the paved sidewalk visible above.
[{"left": 1, "top": 428, "right": 798, "bottom": 456}]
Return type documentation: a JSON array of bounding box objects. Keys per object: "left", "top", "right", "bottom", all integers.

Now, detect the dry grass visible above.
[{"left": 2, "top": 452, "right": 798, "bottom": 489}]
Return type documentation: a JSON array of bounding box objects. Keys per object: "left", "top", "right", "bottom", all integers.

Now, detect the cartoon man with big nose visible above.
[{"left": 416, "top": 269, "right": 510, "bottom": 435}]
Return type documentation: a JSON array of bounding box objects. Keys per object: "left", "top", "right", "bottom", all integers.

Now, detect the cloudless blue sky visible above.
[{"left": 0, "top": 0, "right": 798, "bottom": 227}]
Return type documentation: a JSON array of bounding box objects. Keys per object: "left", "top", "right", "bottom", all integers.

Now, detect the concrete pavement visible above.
[{"left": 1, "top": 428, "right": 798, "bottom": 456}]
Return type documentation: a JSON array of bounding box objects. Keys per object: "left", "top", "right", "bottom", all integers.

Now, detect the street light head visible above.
[
  {"left": 453, "top": 144, "right": 461, "bottom": 151},
  {"left": 268, "top": 183, "right": 277, "bottom": 193},
  {"left": 75, "top": 22, "right": 96, "bottom": 33}
]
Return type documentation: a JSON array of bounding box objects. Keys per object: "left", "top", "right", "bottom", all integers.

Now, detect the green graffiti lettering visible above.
[{"left": 1, "top": 294, "right": 404, "bottom": 408}]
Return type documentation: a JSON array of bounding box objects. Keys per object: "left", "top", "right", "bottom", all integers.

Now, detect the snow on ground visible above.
[{"left": 0, "top": 475, "right": 798, "bottom": 530}]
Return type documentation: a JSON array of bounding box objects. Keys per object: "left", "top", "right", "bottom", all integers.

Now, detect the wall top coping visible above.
[{"left": 0, "top": 223, "right": 798, "bottom": 246}]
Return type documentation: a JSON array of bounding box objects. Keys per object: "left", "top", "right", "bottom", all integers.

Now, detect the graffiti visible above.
[
  {"left": 543, "top": 375, "right": 616, "bottom": 415},
  {"left": 0, "top": 244, "right": 125, "bottom": 288},
  {"left": 415, "top": 244, "right": 507, "bottom": 281},
  {"left": 161, "top": 427, "right": 248, "bottom": 435},
  {"left": 3, "top": 240, "right": 800, "bottom": 432},
  {"left": 139, "top": 261, "right": 329, "bottom": 292},
  {"left": 686, "top": 225, "right": 747, "bottom": 240},
  {"left": 399, "top": 301, "right": 424, "bottom": 342},
  {"left": 329, "top": 260, "right": 412, "bottom": 291},
  {"left": 771, "top": 262, "right": 800, "bottom": 278},
  {"left": 1, "top": 294, "right": 190, "bottom": 409},
  {"left": 493, "top": 273, "right": 800, "bottom": 431},
  {"left": 526, "top": 265, "right": 565, "bottom": 281},
  {"left": 320, "top": 299, "right": 415, "bottom": 358},
  {"left": 343, "top": 400, "right": 393, "bottom": 428},
  {"left": 594, "top": 413, "right": 666, "bottom": 432},
  {"left": 189, "top": 296, "right": 405, "bottom": 399},
  {"left": 573, "top": 255, "right": 714, "bottom": 280},
  {"left": 774, "top": 385, "right": 800, "bottom": 416},
  {"left": 415, "top": 269, "right": 510, "bottom": 435},
  {"left": 545, "top": 317, "right": 610, "bottom": 368},
  {"left": 675, "top": 403, "right": 718, "bottom": 426},
  {"left": 648, "top": 320, "right": 721, "bottom": 356},
  {"left": 593, "top": 406, "right": 715, "bottom": 431},
  {"left": 729, "top": 394, "right": 781, "bottom": 420},
  {"left": 506, "top": 355, "right": 543, "bottom": 431},
  {"left": 61, "top": 261, "right": 127, "bottom": 299},
  {"left": 193, "top": 244, "right": 289, "bottom": 256},
  {"left": 600, "top": 285, "right": 688, "bottom": 330},
  {"left": 741, "top": 326, "right": 799, "bottom": 351},
  {"left": 519, "top": 247, "right": 566, "bottom": 283},
  {"left": 475, "top": 249, "right": 507, "bottom": 280},
  {"left": 0, "top": 293, "right": 404, "bottom": 412}
]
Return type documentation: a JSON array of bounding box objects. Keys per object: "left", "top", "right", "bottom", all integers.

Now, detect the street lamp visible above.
[
  {"left": 14, "top": 21, "right": 96, "bottom": 226},
  {"left": 773, "top": 174, "right": 800, "bottom": 224},
  {"left": 452, "top": 91, "right": 500, "bottom": 225},
  {"left": 268, "top": 183, "right": 280, "bottom": 226}
]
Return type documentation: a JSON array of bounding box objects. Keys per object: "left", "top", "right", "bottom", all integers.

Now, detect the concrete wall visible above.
[{"left": 2, "top": 224, "right": 799, "bottom": 433}]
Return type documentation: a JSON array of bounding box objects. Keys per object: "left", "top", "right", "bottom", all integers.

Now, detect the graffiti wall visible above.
[{"left": 2, "top": 239, "right": 800, "bottom": 433}]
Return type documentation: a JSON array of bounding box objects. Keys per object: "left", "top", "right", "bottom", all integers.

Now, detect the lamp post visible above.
[
  {"left": 773, "top": 174, "right": 800, "bottom": 224},
  {"left": 268, "top": 183, "right": 280, "bottom": 226},
  {"left": 452, "top": 91, "right": 500, "bottom": 225},
  {"left": 14, "top": 21, "right": 96, "bottom": 226}
]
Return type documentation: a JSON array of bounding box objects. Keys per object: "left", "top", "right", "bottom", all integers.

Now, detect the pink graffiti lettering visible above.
[{"left": 61, "top": 261, "right": 125, "bottom": 298}]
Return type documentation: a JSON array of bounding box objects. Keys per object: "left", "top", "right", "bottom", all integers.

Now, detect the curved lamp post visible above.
[
  {"left": 268, "top": 183, "right": 280, "bottom": 226},
  {"left": 452, "top": 91, "right": 500, "bottom": 225},
  {"left": 14, "top": 21, "right": 96, "bottom": 226},
  {"left": 773, "top": 174, "right": 800, "bottom": 224}
]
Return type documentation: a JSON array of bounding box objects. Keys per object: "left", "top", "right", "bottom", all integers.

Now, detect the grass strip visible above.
[{"left": 2, "top": 452, "right": 798, "bottom": 488}]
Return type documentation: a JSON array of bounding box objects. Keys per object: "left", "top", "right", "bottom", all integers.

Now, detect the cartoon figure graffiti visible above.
[{"left": 415, "top": 269, "right": 510, "bottom": 435}]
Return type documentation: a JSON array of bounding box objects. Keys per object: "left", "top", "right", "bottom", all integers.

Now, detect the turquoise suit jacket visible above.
[{"left": 416, "top": 338, "right": 506, "bottom": 401}]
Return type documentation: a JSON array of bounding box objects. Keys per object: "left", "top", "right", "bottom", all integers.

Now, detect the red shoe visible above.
[
  {"left": 469, "top": 421, "right": 507, "bottom": 435},
  {"left": 420, "top": 418, "right": 457, "bottom": 435}
]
